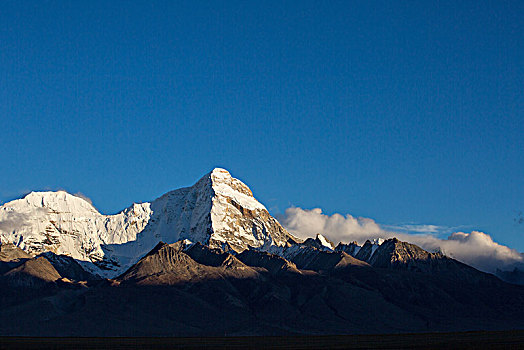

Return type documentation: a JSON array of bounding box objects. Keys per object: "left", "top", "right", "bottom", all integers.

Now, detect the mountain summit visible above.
[
  {"left": 0, "top": 168, "right": 296, "bottom": 276},
  {"left": 149, "top": 168, "right": 296, "bottom": 252}
]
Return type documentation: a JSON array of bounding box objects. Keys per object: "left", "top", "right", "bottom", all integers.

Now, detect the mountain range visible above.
[
  {"left": 0, "top": 169, "right": 294, "bottom": 277},
  {"left": 0, "top": 168, "right": 523, "bottom": 336}
]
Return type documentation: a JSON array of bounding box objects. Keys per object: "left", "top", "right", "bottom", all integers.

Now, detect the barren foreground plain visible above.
[{"left": 1, "top": 330, "right": 524, "bottom": 349}]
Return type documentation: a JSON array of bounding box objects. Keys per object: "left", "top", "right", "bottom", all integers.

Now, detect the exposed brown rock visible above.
[
  {"left": 4, "top": 256, "right": 61, "bottom": 287},
  {"left": 0, "top": 243, "right": 32, "bottom": 262},
  {"left": 236, "top": 250, "right": 301, "bottom": 275},
  {"left": 117, "top": 242, "right": 259, "bottom": 285}
]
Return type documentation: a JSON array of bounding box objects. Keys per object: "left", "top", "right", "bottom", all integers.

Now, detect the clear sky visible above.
[{"left": 1, "top": 1, "right": 523, "bottom": 250}]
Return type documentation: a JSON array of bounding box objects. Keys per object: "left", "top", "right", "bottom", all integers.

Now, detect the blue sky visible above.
[{"left": 1, "top": 1, "right": 523, "bottom": 250}]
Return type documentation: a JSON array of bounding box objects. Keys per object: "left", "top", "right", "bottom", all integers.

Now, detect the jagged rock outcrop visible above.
[
  {"left": 117, "top": 241, "right": 259, "bottom": 285},
  {"left": 236, "top": 249, "right": 301, "bottom": 275},
  {"left": 354, "top": 239, "right": 382, "bottom": 262},
  {"left": 0, "top": 243, "right": 32, "bottom": 262},
  {"left": 0, "top": 243, "right": 33, "bottom": 275},
  {"left": 0, "top": 243, "right": 94, "bottom": 287},
  {"left": 280, "top": 244, "right": 370, "bottom": 272},
  {"left": 303, "top": 234, "right": 336, "bottom": 251},
  {"left": 368, "top": 238, "right": 442, "bottom": 268},
  {"left": 335, "top": 241, "right": 361, "bottom": 256}
]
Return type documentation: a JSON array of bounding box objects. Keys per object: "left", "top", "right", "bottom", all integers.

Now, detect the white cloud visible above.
[
  {"left": 383, "top": 223, "right": 448, "bottom": 235},
  {"left": 0, "top": 212, "right": 31, "bottom": 233},
  {"left": 279, "top": 207, "right": 524, "bottom": 273},
  {"left": 0, "top": 208, "right": 49, "bottom": 243},
  {"left": 278, "top": 207, "right": 385, "bottom": 244}
]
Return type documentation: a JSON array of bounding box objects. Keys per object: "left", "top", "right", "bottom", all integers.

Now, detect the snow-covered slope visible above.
[
  {"left": 0, "top": 191, "right": 152, "bottom": 275},
  {"left": 316, "top": 234, "right": 335, "bottom": 250},
  {"left": 0, "top": 169, "right": 296, "bottom": 277}
]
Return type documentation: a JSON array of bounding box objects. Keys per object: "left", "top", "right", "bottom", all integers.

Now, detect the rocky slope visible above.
[
  {"left": 1, "top": 236, "right": 524, "bottom": 336},
  {"left": 117, "top": 241, "right": 259, "bottom": 285}
]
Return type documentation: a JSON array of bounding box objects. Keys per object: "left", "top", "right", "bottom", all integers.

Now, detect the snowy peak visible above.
[
  {"left": 210, "top": 168, "right": 258, "bottom": 202},
  {"left": 19, "top": 191, "right": 98, "bottom": 215},
  {"left": 315, "top": 234, "right": 335, "bottom": 250},
  {"left": 302, "top": 234, "right": 336, "bottom": 251},
  {"left": 0, "top": 168, "right": 296, "bottom": 277},
  {"left": 138, "top": 167, "right": 293, "bottom": 253},
  {"left": 206, "top": 168, "right": 294, "bottom": 251},
  {"left": 208, "top": 168, "right": 266, "bottom": 211}
]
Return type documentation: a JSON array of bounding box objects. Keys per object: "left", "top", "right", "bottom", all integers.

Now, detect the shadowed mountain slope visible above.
[
  {"left": 3, "top": 257, "right": 61, "bottom": 287},
  {"left": 369, "top": 238, "right": 450, "bottom": 270},
  {"left": 39, "top": 252, "right": 100, "bottom": 282},
  {"left": 236, "top": 250, "right": 301, "bottom": 275},
  {"left": 0, "top": 237, "right": 524, "bottom": 336},
  {"left": 117, "top": 241, "right": 259, "bottom": 285},
  {"left": 278, "top": 244, "right": 371, "bottom": 272}
]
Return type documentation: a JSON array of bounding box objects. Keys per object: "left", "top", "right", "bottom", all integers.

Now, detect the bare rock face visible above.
[
  {"left": 0, "top": 243, "right": 33, "bottom": 275},
  {"left": 3, "top": 256, "right": 61, "bottom": 287},
  {"left": 116, "top": 242, "right": 202, "bottom": 285},
  {"left": 236, "top": 250, "right": 301, "bottom": 275},
  {"left": 39, "top": 252, "right": 100, "bottom": 282},
  {"left": 335, "top": 241, "right": 361, "bottom": 256},
  {"left": 280, "top": 244, "right": 370, "bottom": 272},
  {"left": 368, "top": 238, "right": 436, "bottom": 267},
  {"left": 302, "top": 234, "right": 336, "bottom": 251},
  {"left": 354, "top": 239, "right": 382, "bottom": 262},
  {"left": 117, "top": 241, "right": 259, "bottom": 285},
  {"left": 367, "top": 238, "right": 476, "bottom": 275},
  {"left": 0, "top": 243, "right": 32, "bottom": 262},
  {"left": 1, "top": 243, "right": 93, "bottom": 285}
]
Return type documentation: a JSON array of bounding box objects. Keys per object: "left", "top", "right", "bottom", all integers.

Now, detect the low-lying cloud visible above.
[
  {"left": 279, "top": 207, "right": 524, "bottom": 273},
  {"left": 278, "top": 208, "right": 384, "bottom": 243}
]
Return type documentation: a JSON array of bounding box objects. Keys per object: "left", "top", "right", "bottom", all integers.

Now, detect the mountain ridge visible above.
[
  {"left": 0, "top": 168, "right": 297, "bottom": 277},
  {"left": 1, "top": 168, "right": 524, "bottom": 336},
  {"left": 0, "top": 168, "right": 521, "bottom": 285}
]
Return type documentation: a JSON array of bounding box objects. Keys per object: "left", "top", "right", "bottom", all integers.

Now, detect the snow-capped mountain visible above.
[
  {"left": 0, "top": 168, "right": 296, "bottom": 277},
  {"left": 0, "top": 190, "right": 152, "bottom": 276},
  {"left": 2, "top": 169, "right": 524, "bottom": 337}
]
